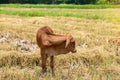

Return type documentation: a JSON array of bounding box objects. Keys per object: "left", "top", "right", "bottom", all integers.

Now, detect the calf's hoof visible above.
[
  {"left": 52, "top": 72, "right": 55, "bottom": 76},
  {"left": 41, "top": 69, "right": 47, "bottom": 74}
]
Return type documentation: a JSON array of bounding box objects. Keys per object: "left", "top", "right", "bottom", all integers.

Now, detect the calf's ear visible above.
[{"left": 65, "top": 35, "right": 71, "bottom": 48}]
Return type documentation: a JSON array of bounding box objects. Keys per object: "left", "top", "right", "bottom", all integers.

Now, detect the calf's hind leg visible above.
[
  {"left": 50, "top": 56, "right": 55, "bottom": 75},
  {"left": 41, "top": 50, "right": 48, "bottom": 73}
]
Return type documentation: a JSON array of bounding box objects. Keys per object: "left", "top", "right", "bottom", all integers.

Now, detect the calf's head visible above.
[{"left": 65, "top": 35, "right": 76, "bottom": 53}]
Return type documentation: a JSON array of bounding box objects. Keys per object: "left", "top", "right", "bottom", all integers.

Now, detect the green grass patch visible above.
[
  {"left": 1, "top": 4, "right": 120, "bottom": 9},
  {"left": 0, "top": 4, "right": 120, "bottom": 22},
  {"left": 0, "top": 9, "right": 106, "bottom": 20}
]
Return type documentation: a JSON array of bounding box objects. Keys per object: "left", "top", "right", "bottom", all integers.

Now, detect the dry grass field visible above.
[{"left": 0, "top": 7, "right": 120, "bottom": 80}]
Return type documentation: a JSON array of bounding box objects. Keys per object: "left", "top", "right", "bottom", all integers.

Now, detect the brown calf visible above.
[{"left": 36, "top": 26, "right": 76, "bottom": 75}]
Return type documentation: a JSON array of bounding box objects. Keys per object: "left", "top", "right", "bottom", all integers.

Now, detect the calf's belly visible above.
[{"left": 45, "top": 48, "right": 69, "bottom": 56}]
